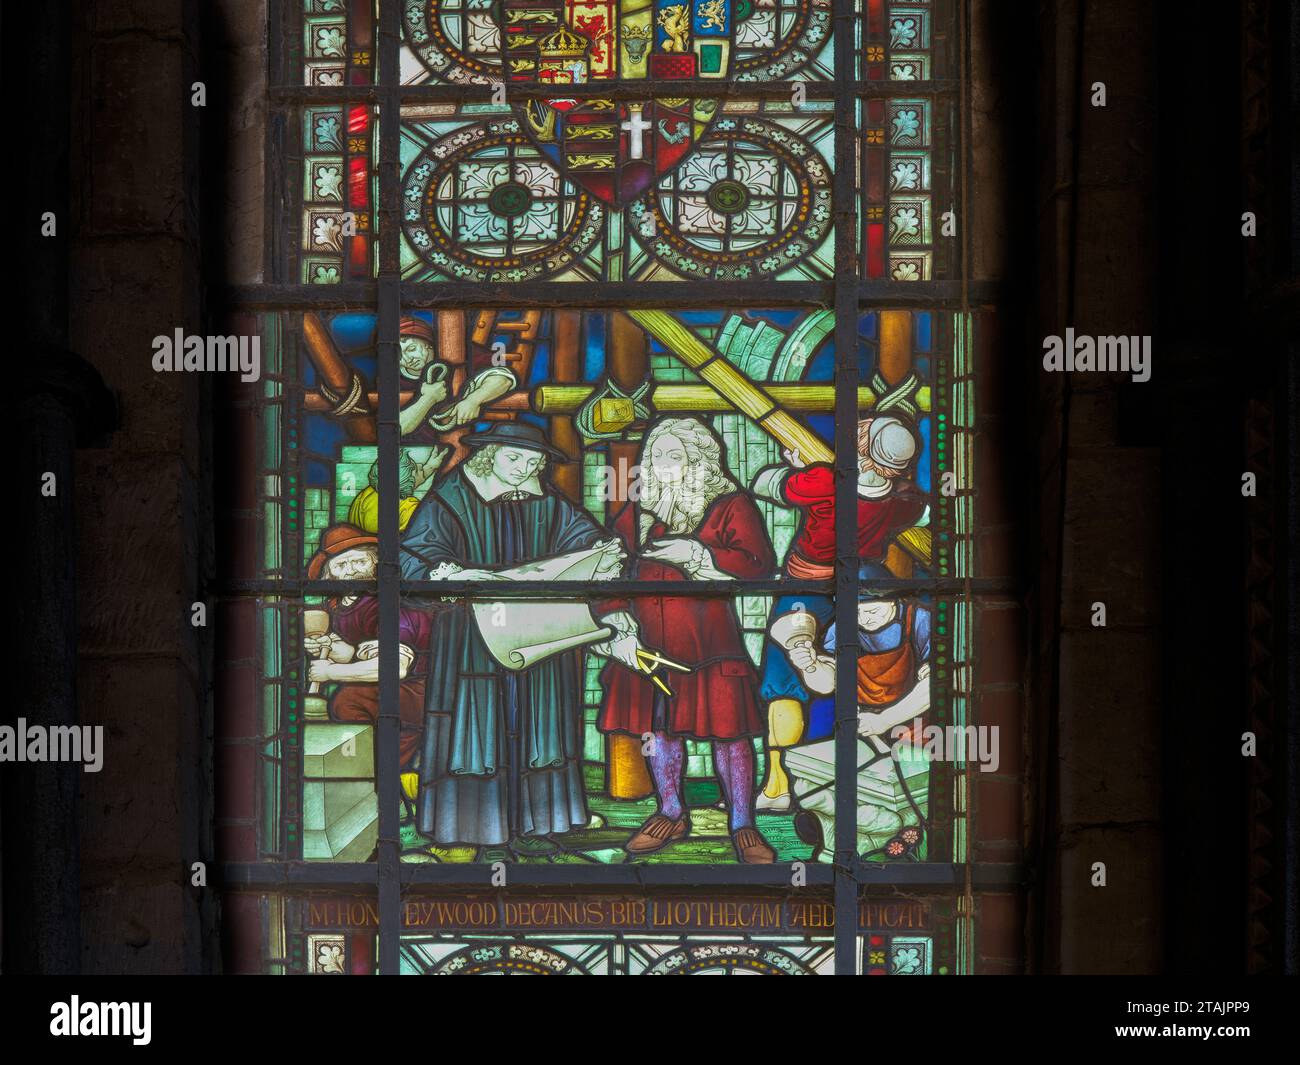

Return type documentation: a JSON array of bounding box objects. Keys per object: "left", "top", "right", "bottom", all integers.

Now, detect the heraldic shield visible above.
[
  {"left": 511, "top": 0, "right": 733, "bottom": 208},
  {"left": 402, "top": 0, "right": 831, "bottom": 207}
]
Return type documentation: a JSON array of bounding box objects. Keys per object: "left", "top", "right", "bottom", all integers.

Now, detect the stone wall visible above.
[{"left": 67, "top": 0, "right": 217, "bottom": 974}]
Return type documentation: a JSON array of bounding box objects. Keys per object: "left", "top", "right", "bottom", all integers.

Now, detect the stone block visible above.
[
  {"left": 74, "top": 453, "right": 202, "bottom": 660},
  {"left": 974, "top": 687, "right": 1024, "bottom": 771},
  {"left": 76, "top": 658, "right": 199, "bottom": 874},
  {"left": 1057, "top": 628, "right": 1161, "bottom": 825},
  {"left": 1056, "top": 824, "right": 1162, "bottom": 973},
  {"left": 82, "top": 37, "right": 191, "bottom": 237},
  {"left": 69, "top": 238, "right": 202, "bottom": 459},
  {"left": 974, "top": 601, "right": 1025, "bottom": 686},
  {"left": 303, "top": 722, "right": 374, "bottom": 779},
  {"left": 974, "top": 891, "right": 1023, "bottom": 966},
  {"left": 216, "top": 740, "right": 256, "bottom": 821},
  {"left": 81, "top": 879, "right": 205, "bottom": 976},
  {"left": 1060, "top": 448, "right": 1161, "bottom": 626},
  {"left": 302, "top": 780, "right": 377, "bottom": 862}
]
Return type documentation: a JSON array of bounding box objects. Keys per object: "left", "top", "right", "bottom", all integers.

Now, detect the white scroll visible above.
[
  {"left": 468, "top": 541, "right": 625, "bottom": 670},
  {"left": 472, "top": 600, "right": 614, "bottom": 671},
  {"left": 489, "top": 540, "right": 623, "bottom": 582}
]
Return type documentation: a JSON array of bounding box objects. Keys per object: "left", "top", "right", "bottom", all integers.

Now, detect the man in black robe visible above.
[{"left": 399, "top": 423, "right": 622, "bottom": 858}]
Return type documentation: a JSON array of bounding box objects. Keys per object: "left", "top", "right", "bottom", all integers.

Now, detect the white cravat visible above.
[{"left": 463, "top": 465, "right": 544, "bottom": 502}]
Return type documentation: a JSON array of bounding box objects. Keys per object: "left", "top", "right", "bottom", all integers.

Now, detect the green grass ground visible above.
[{"left": 400, "top": 764, "right": 815, "bottom": 864}]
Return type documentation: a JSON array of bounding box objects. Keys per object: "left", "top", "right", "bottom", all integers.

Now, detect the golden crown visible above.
[{"left": 538, "top": 25, "right": 589, "bottom": 59}]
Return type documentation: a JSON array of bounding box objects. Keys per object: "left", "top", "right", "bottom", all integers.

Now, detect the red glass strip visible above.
[
  {"left": 867, "top": 222, "right": 885, "bottom": 278},
  {"left": 349, "top": 156, "right": 369, "bottom": 209}
]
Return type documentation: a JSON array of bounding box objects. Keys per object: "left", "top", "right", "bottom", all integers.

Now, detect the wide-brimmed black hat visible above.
[{"left": 459, "top": 421, "right": 570, "bottom": 462}]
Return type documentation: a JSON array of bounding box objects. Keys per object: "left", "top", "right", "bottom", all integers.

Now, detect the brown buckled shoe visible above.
[
  {"left": 625, "top": 813, "right": 690, "bottom": 855},
  {"left": 792, "top": 810, "right": 825, "bottom": 860},
  {"left": 732, "top": 826, "right": 777, "bottom": 864}
]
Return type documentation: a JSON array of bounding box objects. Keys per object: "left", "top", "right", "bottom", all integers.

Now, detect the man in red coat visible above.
[{"left": 593, "top": 417, "right": 779, "bottom": 863}]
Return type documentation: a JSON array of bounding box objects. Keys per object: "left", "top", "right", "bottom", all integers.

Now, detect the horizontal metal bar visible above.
[
  {"left": 212, "top": 579, "right": 376, "bottom": 597},
  {"left": 392, "top": 579, "right": 831, "bottom": 597},
  {"left": 399, "top": 864, "right": 837, "bottom": 887},
  {"left": 221, "top": 860, "right": 1021, "bottom": 890},
  {"left": 223, "top": 281, "right": 1002, "bottom": 311},
  {"left": 211, "top": 579, "right": 829, "bottom": 597},
  {"left": 267, "top": 80, "right": 963, "bottom": 105},
  {"left": 212, "top": 577, "right": 1024, "bottom": 598},
  {"left": 224, "top": 282, "right": 830, "bottom": 310},
  {"left": 858, "top": 280, "right": 1002, "bottom": 304},
  {"left": 224, "top": 283, "right": 378, "bottom": 309},
  {"left": 378, "top": 282, "right": 834, "bottom": 310},
  {"left": 391, "top": 578, "right": 1019, "bottom": 598}
]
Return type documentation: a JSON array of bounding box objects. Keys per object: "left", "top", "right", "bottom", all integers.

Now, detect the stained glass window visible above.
[{"left": 221, "top": 0, "right": 990, "bottom": 976}]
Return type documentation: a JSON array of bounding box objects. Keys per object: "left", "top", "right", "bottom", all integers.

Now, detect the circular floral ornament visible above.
[
  {"left": 637, "top": 117, "right": 831, "bottom": 281},
  {"left": 734, "top": 0, "right": 833, "bottom": 82},
  {"left": 643, "top": 943, "right": 815, "bottom": 975},
  {"left": 401, "top": 119, "right": 603, "bottom": 282},
  {"left": 431, "top": 942, "right": 583, "bottom": 975},
  {"left": 403, "top": 1, "right": 501, "bottom": 84}
]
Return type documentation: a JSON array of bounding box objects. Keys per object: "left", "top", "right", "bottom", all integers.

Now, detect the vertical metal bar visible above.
[
  {"left": 376, "top": 0, "right": 402, "bottom": 976},
  {"left": 958, "top": 0, "right": 976, "bottom": 978},
  {"left": 832, "top": 0, "right": 861, "bottom": 975}
]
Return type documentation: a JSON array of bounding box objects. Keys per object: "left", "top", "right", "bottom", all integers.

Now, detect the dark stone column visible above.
[
  {"left": 1236, "top": 0, "right": 1299, "bottom": 975},
  {"left": 1285, "top": 0, "right": 1300, "bottom": 975},
  {"left": 10, "top": 369, "right": 112, "bottom": 974},
  {"left": 1030, "top": 0, "right": 1296, "bottom": 974},
  {"left": 67, "top": 0, "right": 215, "bottom": 972},
  {"left": 1031, "top": 0, "right": 1163, "bottom": 973},
  {"left": 968, "top": 0, "right": 1036, "bottom": 974},
  {"left": 6, "top": 1, "right": 115, "bottom": 973},
  {"left": 1153, "top": 0, "right": 1249, "bottom": 974}
]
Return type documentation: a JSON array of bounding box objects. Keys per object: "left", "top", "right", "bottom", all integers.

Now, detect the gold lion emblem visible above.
[{"left": 697, "top": 1, "right": 727, "bottom": 32}]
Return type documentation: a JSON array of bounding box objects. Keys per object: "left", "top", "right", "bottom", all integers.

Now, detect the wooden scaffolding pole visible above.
[
  {"left": 605, "top": 311, "right": 653, "bottom": 800},
  {"left": 550, "top": 310, "right": 584, "bottom": 503},
  {"left": 624, "top": 310, "right": 835, "bottom": 464},
  {"left": 533, "top": 383, "right": 930, "bottom": 414}
]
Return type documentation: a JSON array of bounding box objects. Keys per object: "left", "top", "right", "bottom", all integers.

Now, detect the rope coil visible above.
[{"left": 318, "top": 373, "right": 368, "bottom": 417}]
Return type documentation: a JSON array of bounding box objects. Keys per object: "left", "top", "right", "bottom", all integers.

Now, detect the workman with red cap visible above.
[{"left": 398, "top": 315, "right": 517, "bottom": 443}]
